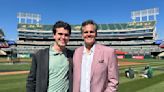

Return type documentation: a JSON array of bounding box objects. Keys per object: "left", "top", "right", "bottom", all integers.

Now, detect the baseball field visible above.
[{"left": 0, "top": 58, "right": 164, "bottom": 92}]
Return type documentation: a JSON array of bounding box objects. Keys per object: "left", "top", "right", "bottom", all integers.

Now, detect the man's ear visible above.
[
  {"left": 81, "top": 33, "right": 84, "bottom": 39},
  {"left": 53, "top": 35, "right": 56, "bottom": 39}
]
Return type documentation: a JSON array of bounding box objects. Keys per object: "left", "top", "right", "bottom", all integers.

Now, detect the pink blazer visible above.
[{"left": 73, "top": 44, "right": 119, "bottom": 92}]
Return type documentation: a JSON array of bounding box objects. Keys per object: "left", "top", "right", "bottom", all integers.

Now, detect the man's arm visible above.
[
  {"left": 26, "top": 53, "right": 37, "bottom": 92},
  {"left": 105, "top": 49, "right": 119, "bottom": 92}
]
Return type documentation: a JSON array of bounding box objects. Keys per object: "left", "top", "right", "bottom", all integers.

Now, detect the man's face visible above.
[
  {"left": 53, "top": 27, "right": 70, "bottom": 48},
  {"left": 82, "top": 24, "right": 96, "bottom": 46}
]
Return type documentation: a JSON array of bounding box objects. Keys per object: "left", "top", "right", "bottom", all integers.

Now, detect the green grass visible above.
[
  {"left": 118, "top": 73, "right": 164, "bottom": 92},
  {"left": 118, "top": 59, "right": 164, "bottom": 92},
  {"left": 0, "top": 63, "right": 30, "bottom": 91},
  {"left": 136, "top": 81, "right": 164, "bottom": 92},
  {"left": 119, "top": 58, "right": 164, "bottom": 62},
  {"left": 0, "top": 74, "right": 28, "bottom": 92},
  {"left": 0, "top": 63, "right": 30, "bottom": 72},
  {"left": 0, "top": 59, "right": 164, "bottom": 92}
]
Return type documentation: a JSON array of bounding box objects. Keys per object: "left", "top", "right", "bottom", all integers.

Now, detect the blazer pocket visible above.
[
  {"left": 98, "top": 60, "right": 104, "bottom": 63},
  {"left": 95, "top": 60, "right": 107, "bottom": 75}
]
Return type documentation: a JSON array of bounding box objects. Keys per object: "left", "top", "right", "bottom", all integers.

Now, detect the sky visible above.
[{"left": 0, "top": 0, "right": 164, "bottom": 40}]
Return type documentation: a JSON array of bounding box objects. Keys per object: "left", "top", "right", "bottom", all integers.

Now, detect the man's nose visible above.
[
  {"left": 61, "top": 35, "right": 66, "bottom": 38},
  {"left": 87, "top": 32, "right": 91, "bottom": 35},
  {"left": 86, "top": 33, "right": 90, "bottom": 36}
]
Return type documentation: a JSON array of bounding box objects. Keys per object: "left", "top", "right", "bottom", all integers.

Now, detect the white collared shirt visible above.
[{"left": 80, "top": 44, "right": 95, "bottom": 92}]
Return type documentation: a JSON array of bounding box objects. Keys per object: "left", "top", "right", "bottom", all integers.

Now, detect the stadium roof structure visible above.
[
  {"left": 0, "top": 28, "right": 5, "bottom": 37},
  {"left": 159, "top": 42, "right": 164, "bottom": 48},
  {"left": 17, "top": 21, "right": 156, "bottom": 31},
  {"left": 158, "top": 52, "right": 164, "bottom": 57},
  {"left": 0, "top": 29, "right": 11, "bottom": 48},
  {"left": 0, "top": 41, "right": 9, "bottom": 48},
  {"left": 0, "top": 50, "right": 6, "bottom": 55}
]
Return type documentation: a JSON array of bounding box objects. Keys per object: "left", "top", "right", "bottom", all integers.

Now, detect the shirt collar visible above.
[
  {"left": 83, "top": 44, "right": 95, "bottom": 54},
  {"left": 50, "top": 44, "right": 66, "bottom": 55}
]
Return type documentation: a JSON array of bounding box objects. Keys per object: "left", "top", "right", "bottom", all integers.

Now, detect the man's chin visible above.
[
  {"left": 85, "top": 42, "right": 94, "bottom": 46},
  {"left": 59, "top": 44, "right": 66, "bottom": 47}
]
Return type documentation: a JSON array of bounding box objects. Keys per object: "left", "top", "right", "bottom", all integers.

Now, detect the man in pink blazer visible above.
[{"left": 73, "top": 20, "right": 119, "bottom": 92}]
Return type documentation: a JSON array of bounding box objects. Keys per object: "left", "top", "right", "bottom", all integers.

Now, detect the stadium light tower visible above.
[
  {"left": 17, "top": 12, "right": 41, "bottom": 24},
  {"left": 131, "top": 8, "right": 159, "bottom": 22}
]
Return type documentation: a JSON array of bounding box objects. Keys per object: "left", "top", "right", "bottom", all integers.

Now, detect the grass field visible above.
[
  {"left": 0, "top": 74, "right": 27, "bottom": 92},
  {"left": 119, "top": 59, "right": 164, "bottom": 92},
  {"left": 0, "top": 59, "right": 164, "bottom": 92},
  {"left": 0, "top": 63, "right": 30, "bottom": 72}
]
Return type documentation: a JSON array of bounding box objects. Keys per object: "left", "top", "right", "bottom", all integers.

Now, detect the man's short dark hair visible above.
[
  {"left": 81, "top": 19, "right": 98, "bottom": 33},
  {"left": 52, "top": 21, "right": 71, "bottom": 35}
]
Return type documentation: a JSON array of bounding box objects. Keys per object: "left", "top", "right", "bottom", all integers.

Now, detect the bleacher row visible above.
[
  {"left": 16, "top": 40, "right": 155, "bottom": 46},
  {"left": 72, "top": 21, "right": 156, "bottom": 30},
  {"left": 16, "top": 45, "right": 49, "bottom": 53},
  {"left": 15, "top": 45, "right": 163, "bottom": 56},
  {"left": 15, "top": 40, "right": 163, "bottom": 56},
  {"left": 17, "top": 21, "right": 156, "bottom": 31},
  {"left": 17, "top": 41, "right": 53, "bottom": 45},
  {"left": 112, "top": 45, "right": 163, "bottom": 55},
  {"left": 18, "top": 31, "right": 153, "bottom": 39}
]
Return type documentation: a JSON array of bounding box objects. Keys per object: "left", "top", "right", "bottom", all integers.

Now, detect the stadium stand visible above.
[
  {"left": 0, "top": 28, "right": 16, "bottom": 57},
  {"left": 16, "top": 20, "right": 164, "bottom": 58},
  {"left": 0, "top": 28, "right": 5, "bottom": 38},
  {"left": 159, "top": 41, "right": 164, "bottom": 48},
  {"left": 0, "top": 28, "right": 7, "bottom": 55}
]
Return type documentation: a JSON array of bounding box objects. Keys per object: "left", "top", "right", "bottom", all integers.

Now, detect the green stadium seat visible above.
[
  {"left": 101, "top": 24, "right": 108, "bottom": 30},
  {"left": 108, "top": 24, "right": 115, "bottom": 30},
  {"left": 115, "top": 24, "right": 122, "bottom": 30}
]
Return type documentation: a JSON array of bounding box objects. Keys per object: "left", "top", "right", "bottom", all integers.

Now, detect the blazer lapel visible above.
[
  {"left": 91, "top": 44, "right": 102, "bottom": 79},
  {"left": 39, "top": 48, "right": 49, "bottom": 91},
  {"left": 78, "top": 46, "right": 84, "bottom": 82}
]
